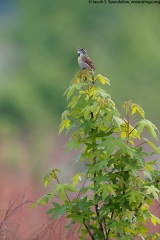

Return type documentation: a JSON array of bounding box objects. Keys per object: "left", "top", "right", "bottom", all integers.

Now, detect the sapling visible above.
[{"left": 34, "top": 69, "right": 160, "bottom": 240}]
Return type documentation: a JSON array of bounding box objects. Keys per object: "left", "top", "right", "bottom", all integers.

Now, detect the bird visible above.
[{"left": 77, "top": 48, "right": 95, "bottom": 71}]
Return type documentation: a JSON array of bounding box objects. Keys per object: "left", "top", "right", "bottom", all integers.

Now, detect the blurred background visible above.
[{"left": 0, "top": 0, "right": 160, "bottom": 239}]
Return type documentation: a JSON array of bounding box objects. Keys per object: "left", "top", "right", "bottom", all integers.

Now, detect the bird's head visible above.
[{"left": 77, "top": 47, "right": 87, "bottom": 56}]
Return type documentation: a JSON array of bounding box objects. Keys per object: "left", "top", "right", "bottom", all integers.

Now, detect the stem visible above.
[
  {"left": 135, "top": 141, "right": 147, "bottom": 148},
  {"left": 76, "top": 177, "right": 88, "bottom": 199},
  {"left": 137, "top": 196, "right": 147, "bottom": 210},
  {"left": 121, "top": 116, "right": 128, "bottom": 124},
  {"left": 90, "top": 111, "right": 94, "bottom": 119},
  {"left": 106, "top": 211, "right": 114, "bottom": 240},
  {"left": 83, "top": 81, "right": 105, "bottom": 238},
  {"left": 55, "top": 176, "right": 71, "bottom": 202},
  {"left": 90, "top": 110, "right": 105, "bottom": 237},
  {"left": 82, "top": 87, "right": 89, "bottom": 96},
  {"left": 122, "top": 183, "right": 126, "bottom": 195},
  {"left": 83, "top": 220, "right": 95, "bottom": 240},
  {"left": 129, "top": 124, "right": 138, "bottom": 135},
  {"left": 94, "top": 106, "right": 102, "bottom": 123},
  {"left": 126, "top": 112, "right": 130, "bottom": 145},
  {"left": 94, "top": 171, "right": 104, "bottom": 235},
  {"left": 103, "top": 217, "right": 107, "bottom": 238}
]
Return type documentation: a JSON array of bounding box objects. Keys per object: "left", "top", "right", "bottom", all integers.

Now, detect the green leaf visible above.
[
  {"left": 123, "top": 100, "right": 132, "bottom": 114},
  {"left": 70, "top": 173, "right": 83, "bottom": 186},
  {"left": 71, "top": 72, "right": 81, "bottom": 84},
  {"left": 107, "top": 219, "right": 128, "bottom": 234},
  {"left": 124, "top": 160, "right": 138, "bottom": 175},
  {"left": 91, "top": 174, "right": 108, "bottom": 185},
  {"left": 78, "top": 69, "right": 93, "bottom": 82},
  {"left": 120, "top": 211, "right": 135, "bottom": 223},
  {"left": 128, "top": 190, "right": 144, "bottom": 204},
  {"left": 90, "top": 129, "right": 113, "bottom": 138},
  {"left": 67, "top": 85, "right": 76, "bottom": 99},
  {"left": 131, "top": 103, "right": 145, "bottom": 118},
  {"left": 61, "top": 110, "right": 70, "bottom": 121},
  {"left": 146, "top": 232, "right": 160, "bottom": 240},
  {"left": 59, "top": 119, "right": 70, "bottom": 134},
  {"left": 151, "top": 214, "right": 160, "bottom": 226},
  {"left": 36, "top": 194, "right": 50, "bottom": 206},
  {"left": 50, "top": 183, "right": 77, "bottom": 202},
  {"left": 137, "top": 120, "right": 159, "bottom": 140},
  {"left": 66, "top": 138, "right": 81, "bottom": 152},
  {"left": 67, "top": 96, "right": 79, "bottom": 109},
  {"left": 137, "top": 224, "right": 148, "bottom": 237},
  {"left": 116, "top": 137, "right": 127, "bottom": 152},
  {"left": 63, "top": 183, "right": 78, "bottom": 192},
  {"left": 98, "top": 184, "right": 117, "bottom": 200},
  {"left": 112, "top": 116, "right": 125, "bottom": 130},
  {"left": 95, "top": 87, "right": 111, "bottom": 98},
  {"left": 80, "top": 119, "right": 95, "bottom": 135},
  {"left": 95, "top": 74, "right": 110, "bottom": 85},
  {"left": 100, "top": 136, "right": 117, "bottom": 156},
  {"left": 144, "top": 185, "right": 160, "bottom": 200},
  {"left": 46, "top": 202, "right": 66, "bottom": 219},
  {"left": 144, "top": 168, "right": 153, "bottom": 180},
  {"left": 79, "top": 186, "right": 90, "bottom": 194},
  {"left": 43, "top": 169, "right": 61, "bottom": 188},
  {"left": 82, "top": 105, "right": 97, "bottom": 120}
]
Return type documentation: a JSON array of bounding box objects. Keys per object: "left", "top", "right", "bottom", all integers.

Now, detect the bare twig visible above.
[{"left": 0, "top": 197, "right": 31, "bottom": 240}]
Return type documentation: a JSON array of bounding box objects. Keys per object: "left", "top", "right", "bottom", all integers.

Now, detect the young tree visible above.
[{"left": 34, "top": 70, "right": 160, "bottom": 240}]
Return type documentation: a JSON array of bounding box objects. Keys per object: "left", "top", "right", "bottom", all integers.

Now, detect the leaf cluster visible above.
[{"left": 34, "top": 70, "right": 160, "bottom": 240}]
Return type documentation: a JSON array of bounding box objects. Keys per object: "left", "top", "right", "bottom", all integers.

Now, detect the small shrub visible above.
[{"left": 35, "top": 70, "right": 160, "bottom": 239}]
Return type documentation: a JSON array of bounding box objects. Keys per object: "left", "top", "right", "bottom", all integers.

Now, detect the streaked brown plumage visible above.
[{"left": 77, "top": 48, "right": 95, "bottom": 70}]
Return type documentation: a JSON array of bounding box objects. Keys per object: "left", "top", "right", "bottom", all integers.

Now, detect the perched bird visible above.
[{"left": 77, "top": 48, "right": 95, "bottom": 71}]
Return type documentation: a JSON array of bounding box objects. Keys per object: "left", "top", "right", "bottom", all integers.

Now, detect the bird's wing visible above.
[{"left": 85, "top": 56, "right": 95, "bottom": 70}]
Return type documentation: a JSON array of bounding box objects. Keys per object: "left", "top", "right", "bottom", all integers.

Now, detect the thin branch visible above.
[
  {"left": 93, "top": 160, "right": 104, "bottom": 236},
  {"left": 135, "top": 141, "right": 147, "bottom": 148},
  {"left": 103, "top": 217, "right": 107, "bottom": 238},
  {"left": 90, "top": 111, "right": 94, "bottom": 119},
  {"left": 94, "top": 188, "right": 104, "bottom": 234},
  {"left": 129, "top": 124, "right": 138, "bottom": 135},
  {"left": 94, "top": 106, "right": 102, "bottom": 123},
  {"left": 126, "top": 112, "right": 130, "bottom": 145},
  {"left": 122, "top": 183, "right": 126, "bottom": 195},
  {"left": 106, "top": 211, "right": 114, "bottom": 240},
  {"left": 83, "top": 220, "right": 95, "bottom": 240},
  {"left": 77, "top": 134, "right": 86, "bottom": 143},
  {"left": 82, "top": 87, "right": 89, "bottom": 96},
  {"left": 91, "top": 110, "right": 105, "bottom": 236},
  {"left": 0, "top": 197, "right": 31, "bottom": 240},
  {"left": 136, "top": 196, "right": 147, "bottom": 213},
  {"left": 54, "top": 176, "right": 71, "bottom": 202},
  {"left": 75, "top": 177, "right": 88, "bottom": 199},
  {"left": 120, "top": 116, "right": 128, "bottom": 124}
]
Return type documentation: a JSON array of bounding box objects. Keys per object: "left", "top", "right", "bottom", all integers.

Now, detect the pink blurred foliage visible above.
[
  {"left": 0, "top": 133, "right": 81, "bottom": 239},
  {"left": 0, "top": 134, "right": 159, "bottom": 239},
  {"left": 0, "top": 169, "right": 81, "bottom": 240}
]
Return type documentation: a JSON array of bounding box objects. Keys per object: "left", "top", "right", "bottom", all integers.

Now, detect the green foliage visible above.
[{"left": 34, "top": 70, "right": 160, "bottom": 239}]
